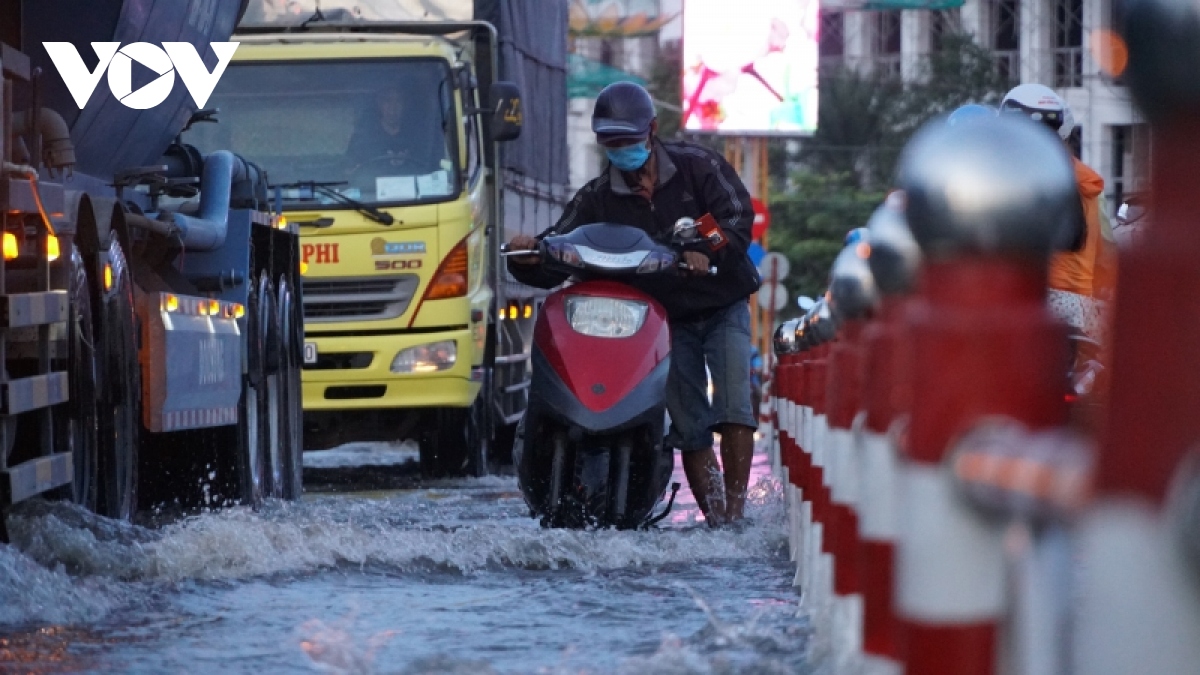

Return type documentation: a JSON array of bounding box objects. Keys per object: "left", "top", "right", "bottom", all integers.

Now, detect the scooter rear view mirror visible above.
[{"left": 673, "top": 217, "right": 698, "bottom": 240}]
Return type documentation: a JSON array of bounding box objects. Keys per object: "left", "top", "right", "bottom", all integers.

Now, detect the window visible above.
[
  {"left": 875, "top": 11, "right": 902, "bottom": 55},
  {"left": 1110, "top": 124, "right": 1151, "bottom": 210},
  {"left": 873, "top": 11, "right": 902, "bottom": 79},
  {"left": 819, "top": 11, "right": 846, "bottom": 59},
  {"left": 599, "top": 39, "right": 618, "bottom": 67},
  {"left": 930, "top": 8, "right": 962, "bottom": 52},
  {"left": 990, "top": 0, "right": 1021, "bottom": 84},
  {"left": 461, "top": 70, "right": 483, "bottom": 184},
  {"left": 1054, "top": 0, "right": 1084, "bottom": 87},
  {"left": 191, "top": 59, "right": 460, "bottom": 208}
]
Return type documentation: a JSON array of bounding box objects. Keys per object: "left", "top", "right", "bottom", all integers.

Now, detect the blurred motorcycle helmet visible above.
[
  {"left": 999, "top": 83, "right": 1075, "bottom": 140},
  {"left": 947, "top": 103, "right": 997, "bottom": 125},
  {"left": 844, "top": 227, "right": 869, "bottom": 246}
]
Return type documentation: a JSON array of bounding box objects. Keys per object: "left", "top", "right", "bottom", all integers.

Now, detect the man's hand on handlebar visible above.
[
  {"left": 681, "top": 251, "right": 712, "bottom": 276},
  {"left": 506, "top": 235, "right": 540, "bottom": 265}
]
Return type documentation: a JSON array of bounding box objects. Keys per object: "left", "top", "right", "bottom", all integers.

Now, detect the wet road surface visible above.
[{"left": 1, "top": 443, "right": 813, "bottom": 674}]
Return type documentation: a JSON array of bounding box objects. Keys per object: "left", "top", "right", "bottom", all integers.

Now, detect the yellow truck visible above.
[{"left": 192, "top": 0, "right": 569, "bottom": 475}]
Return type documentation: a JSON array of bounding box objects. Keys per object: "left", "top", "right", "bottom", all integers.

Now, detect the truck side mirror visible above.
[{"left": 490, "top": 81, "right": 522, "bottom": 142}]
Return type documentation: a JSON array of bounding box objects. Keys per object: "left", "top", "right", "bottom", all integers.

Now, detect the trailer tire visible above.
[
  {"left": 258, "top": 273, "right": 284, "bottom": 498},
  {"left": 277, "top": 276, "right": 304, "bottom": 499},
  {"left": 235, "top": 279, "right": 267, "bottom": 506},
  {"left": 95, "top": 238, "right": 139, "bottom": 521},
  {"left": 50, "top": 248, "right": 99, "bottom": 510}
]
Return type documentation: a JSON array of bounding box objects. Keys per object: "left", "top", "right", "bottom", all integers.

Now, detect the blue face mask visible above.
[{"left": 605, "top": 142, "right": 651, "bottom": 172}]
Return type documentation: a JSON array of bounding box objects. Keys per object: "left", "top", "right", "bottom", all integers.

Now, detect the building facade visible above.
[{"left": 819, "top": 0, "right": 1149, "bottom": 209}]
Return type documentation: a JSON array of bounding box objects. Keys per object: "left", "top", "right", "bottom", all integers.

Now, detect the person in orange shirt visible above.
[{"left": 1000, "top": 84, "right": 1119, "bottom": 394}]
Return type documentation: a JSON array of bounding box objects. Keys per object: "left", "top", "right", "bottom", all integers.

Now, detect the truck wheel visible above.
[
  {"left": 276, "top": 276, "right": 304, "bottom": 500},
  {"left": 468, "top": 370, "right": 493, "bottom": 477},
  {"left": 492, "top": 421, "right": 517, "bottom": 467},
  {"left": 50, "top": 248, "right": 99, "bottom": 510},
  {"left": 418, "top": 407, "right": 470, "bottom": 478},
  {"left": 235, "top": 280, "right": 266, "bottom": 506},
  {"left": 258, "top": 273, "right": 284, "bottom": 498},
  {"left": 95, "top": 238, "right": 139, "bottom": 521}
]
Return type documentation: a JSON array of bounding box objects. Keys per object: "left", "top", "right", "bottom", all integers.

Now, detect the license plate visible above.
[{"left": 303, "top": 342, "right": 318, "bottom": 365}]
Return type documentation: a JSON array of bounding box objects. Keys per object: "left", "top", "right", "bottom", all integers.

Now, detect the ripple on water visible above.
[{"left": 2, "top": 476, "right": 789, "bottom": 629}]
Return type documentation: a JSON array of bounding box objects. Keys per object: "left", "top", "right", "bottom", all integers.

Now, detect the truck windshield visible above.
[{"left": 189, "top": 59, "right": 459, "bottom": 209}]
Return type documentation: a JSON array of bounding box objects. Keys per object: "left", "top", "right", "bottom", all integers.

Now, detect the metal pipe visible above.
[
  {"left": 13, "top": 108, "right": 75, "bottom": 173},
  {"left": 165, "top": 150, "right": 245, "bottom": 251}
]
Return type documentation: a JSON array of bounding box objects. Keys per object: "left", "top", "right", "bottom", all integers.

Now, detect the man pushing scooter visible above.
[{"left": 508, "top": 82, "right": 762, "bottom": 526}]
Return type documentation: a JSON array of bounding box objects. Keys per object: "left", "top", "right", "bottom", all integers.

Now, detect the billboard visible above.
[
  {"left": 569, "top": 0, "right": 676, "bottom": 36},
  {"left": 681, "top": 0, "right": 819, "bottom": 134},
  {"left": 240, "top": 0, "right": 474, "bottom": 25}
]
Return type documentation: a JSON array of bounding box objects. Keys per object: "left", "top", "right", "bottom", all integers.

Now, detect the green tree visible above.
[
  {"left": 800, "top": 32, "right": 1010, "bottom": 187},
  {"left": 648, "top": 30, "right": 1009, "bottom": 318},
  {"left": 798, "top": 67, "right": 901, "bottom": 188},
  {"left": 875, "top": 32, "right": 1012, "bottom": 180},
  {"left": 767, "top": 172, "right": 886, "bottom": 316},
  {"left": 646, "top": 39, "right": 682, "bottom": 138},
  {"left": 885, "top": 32, "right": 1011, "bottom": 140},
  {"left": 765, "top": 34, "right": 1010, "bottom": 311}
]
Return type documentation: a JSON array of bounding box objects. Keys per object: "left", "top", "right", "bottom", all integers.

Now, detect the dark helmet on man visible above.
[{"left": 592, "top": 81, "right": 657, "bottom": 143}]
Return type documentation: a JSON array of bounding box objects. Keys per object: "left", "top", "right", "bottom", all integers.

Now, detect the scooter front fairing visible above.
[{"left": 516, "top": 279, "right": 674, "bottom": 528}]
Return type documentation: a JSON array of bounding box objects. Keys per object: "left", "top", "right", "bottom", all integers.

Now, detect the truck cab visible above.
[{"left": 196, "top": 17, "right": 526, "bottom": 475}]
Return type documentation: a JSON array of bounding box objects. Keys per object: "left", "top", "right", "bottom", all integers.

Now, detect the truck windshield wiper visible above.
[{"left": 273, "top": 181, "right": 396, "bottom": 226}]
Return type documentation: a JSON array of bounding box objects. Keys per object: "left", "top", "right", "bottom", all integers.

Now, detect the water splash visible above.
[
  {"left": 612, "top": 588, "right": 812, "bottom": 675},
  {"left": 303, "top": 441, "right": 420, "bottom": 469},
  {"left": 0, "top": 542, "right": 125, "bottom": 626},
  {"left": 0, "top": 459, "right": 806, "bottom": 675},
  {"left": 5, "top": 476, "right": 784, "bottom": 585}
]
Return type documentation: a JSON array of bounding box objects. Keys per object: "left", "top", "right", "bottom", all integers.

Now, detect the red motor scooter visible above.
[{"left": 503, "top": 220, "right": 713, "bottom": 528}]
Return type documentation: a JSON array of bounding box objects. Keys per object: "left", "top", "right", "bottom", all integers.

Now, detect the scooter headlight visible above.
[{"left": 564, "top": 296, "right": 648, "bottom": 338}]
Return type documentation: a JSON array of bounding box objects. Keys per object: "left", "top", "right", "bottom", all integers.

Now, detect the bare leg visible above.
[
  {"left": 681, "top": 448, "right": 726, "bottom": 526},
  {"left": 719, "top": 424, "right": 755, "bottom": 521}
]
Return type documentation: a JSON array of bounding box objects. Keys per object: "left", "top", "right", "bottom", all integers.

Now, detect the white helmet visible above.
[{"left": 999, "top": 83, "right": 1076, "bottom": 140}]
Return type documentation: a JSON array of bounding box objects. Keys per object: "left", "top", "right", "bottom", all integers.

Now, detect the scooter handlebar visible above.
[
  {"left": 500, "top": 243, "right": 541, "bottom": 258},
  {"left": 678, "top": 261, "right": 718, "bottom": 276},
  {"left": 500, "top": 241, "right": 715, "bottom": 275}
]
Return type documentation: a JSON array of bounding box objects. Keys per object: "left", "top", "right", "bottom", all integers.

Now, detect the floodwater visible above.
[{"left": 1, "top": 443, "right": 814, "bottom": 674}]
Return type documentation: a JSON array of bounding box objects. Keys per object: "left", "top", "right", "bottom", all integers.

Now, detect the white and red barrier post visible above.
[
  {"left": 892, "top": 115, "right": 1078, "bottom": 675},
  {"left": 1072, "top": 3, "right": 1200, "bottom": 671}
]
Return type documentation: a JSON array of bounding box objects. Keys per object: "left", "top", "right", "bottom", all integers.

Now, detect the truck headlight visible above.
[
  {"left": 390, "top": 340, "right": 457, "bottom": 373},
  {"left": 564, "top": 296, "right": 648, "bottom": 338}
]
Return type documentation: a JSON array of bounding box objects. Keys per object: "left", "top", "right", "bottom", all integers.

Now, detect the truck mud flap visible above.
[{"left": 138, "top": 292, "right": 244, "bottom": 432}]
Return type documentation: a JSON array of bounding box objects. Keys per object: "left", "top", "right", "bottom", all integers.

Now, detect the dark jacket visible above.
[{"left": 508, "top": 139, "right": 762, "bottom": 320}]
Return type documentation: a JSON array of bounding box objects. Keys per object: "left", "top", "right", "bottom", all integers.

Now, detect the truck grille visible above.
[{"left": 302, "top": 275, "right": 420, "bottom": 323}]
